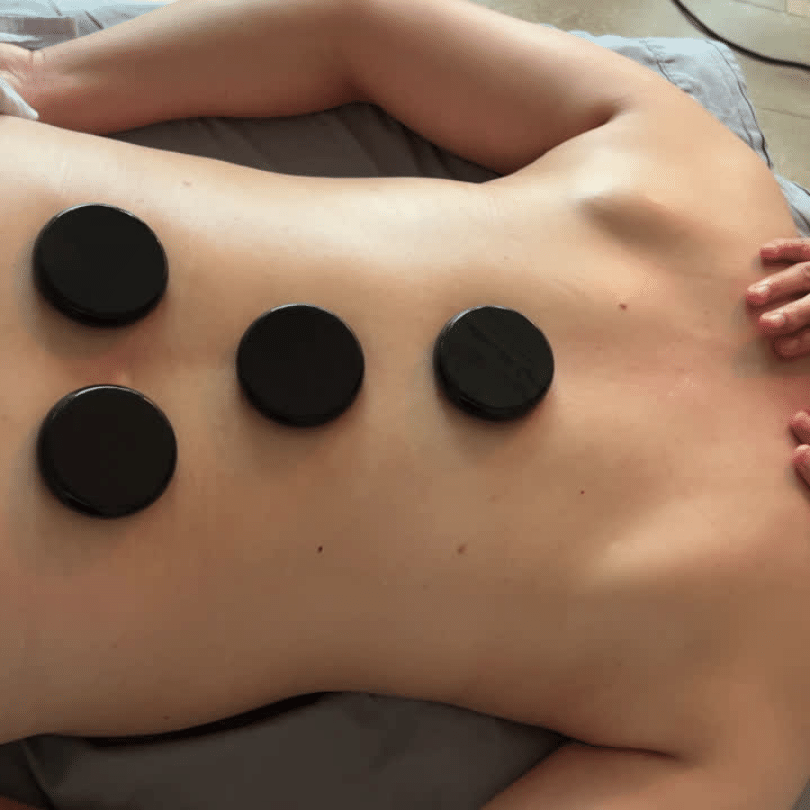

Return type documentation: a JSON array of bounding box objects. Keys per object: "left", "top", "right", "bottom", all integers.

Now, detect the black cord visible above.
[{"left": 669, "top": 0, "right": 810, "bottom": 71}]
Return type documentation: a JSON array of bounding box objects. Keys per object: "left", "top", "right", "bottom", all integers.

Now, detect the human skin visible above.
[
  {"left": 0, "top": 0, "right": 809, "bottom": 807},
  {"left": 746, "top": 239, "right": 810, "bottom": 484}
]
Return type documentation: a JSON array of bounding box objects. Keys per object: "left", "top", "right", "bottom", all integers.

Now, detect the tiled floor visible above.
[{"left": 485, "top": 0, "right": 810, "bottom": 190}]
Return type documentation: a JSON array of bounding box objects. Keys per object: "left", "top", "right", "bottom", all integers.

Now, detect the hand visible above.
[
  {"left": 749, "top": 238, "right": 810, "bottom": 487},
  {"left": 746, "top": 237, "right": 810, "bottom": 358},
  {"left": 789, "top": 411, "right": 810, "bottom": 489},
  {"left": 0, "top": 43, "right": 38, "bottom": 119}
]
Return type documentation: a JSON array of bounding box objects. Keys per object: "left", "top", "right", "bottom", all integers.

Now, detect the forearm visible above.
[
  {"left": 30, "top": 0, "right": 360, "bottom": 134},
  {"left": 345, "top": 0, "right": 657, "bottom": 174}
]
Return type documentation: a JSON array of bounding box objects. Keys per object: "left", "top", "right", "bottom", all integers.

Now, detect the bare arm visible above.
[
  {"left": 31, "top": 0, "right": 667, "bottom": 168},
  {"left": 31, "top": 0, "right": 360, "bottom": 134},
  {"left": 344, "top": 0, "right": 666, "bottom": 174}
]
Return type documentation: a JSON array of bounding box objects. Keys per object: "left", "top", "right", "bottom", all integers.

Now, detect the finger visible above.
[
  {"left": 747, "top": 262, "right": 810, "bottom": 305},
  {"left": 770, "top": 328, "right": 810, "bottom": 359},
  {"left": 790, "top": 411, "right": 810, "bottom": 444},
  {"left": 792, "top": 444, "right": 810, "bottom": 488},
  {"left": 756, "top": 295, "right": 810, "bottom": 338},
  {"left": 760, "top": 239, "right": 810, "bottom": 263}
]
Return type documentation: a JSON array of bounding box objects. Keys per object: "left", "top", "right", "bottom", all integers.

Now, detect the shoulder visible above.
[
  {"left": 528, "top": 85, "right": 787, "bottom": 241},
  {"left": 489, "top": 81, "right": 749, "bottom": 197}
]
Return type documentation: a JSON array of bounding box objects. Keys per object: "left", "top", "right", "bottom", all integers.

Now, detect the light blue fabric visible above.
[{"left": 0, "top": 5, "right": 808, "bottom": 810}]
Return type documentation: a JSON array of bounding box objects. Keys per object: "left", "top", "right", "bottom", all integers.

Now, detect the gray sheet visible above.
[{"left": 0, "top": 3, "right": 808, "bottom": 809}]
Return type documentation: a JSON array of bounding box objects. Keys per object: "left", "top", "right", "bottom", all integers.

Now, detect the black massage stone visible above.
[
  {"left": 34, "top": 203, "right": 168, "bottom": 326},
  {"left": 433, "top": 305, "right": 554, "bottom": 421},
  {"left": 37, "top": 385, "right": 177, "bottom": 518},
  {"left": 236, "top": 304, "right": 365, "bottom": 427}
]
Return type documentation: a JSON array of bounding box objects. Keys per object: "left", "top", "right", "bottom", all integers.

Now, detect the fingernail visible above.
[
  {"left": 763, "top": 311, "right": 785, "bottom": 325},
  {"left": 749, "top": 281, "right": 770, "bottom": 295},
  {"left": 783, "top": 337, "right": 800, "bottom": 354}
]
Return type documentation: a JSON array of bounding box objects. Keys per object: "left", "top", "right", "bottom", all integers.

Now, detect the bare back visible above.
[{"left": 2, "top": 88, "right": 809, "bottom": 778}]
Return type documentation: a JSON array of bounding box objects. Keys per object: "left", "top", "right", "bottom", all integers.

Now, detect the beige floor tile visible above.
[
  {"left": 481, "top": 0, "right": 701, "bottom": 36},
  {"left": 684, "top": 0, "right": 810, "bottom": 63},
  {"left": 738, "top": 0, "right": 785, "bottom": 13},
  {"left": 787, "top": 0, "right": 810, "bottom": 16}
]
